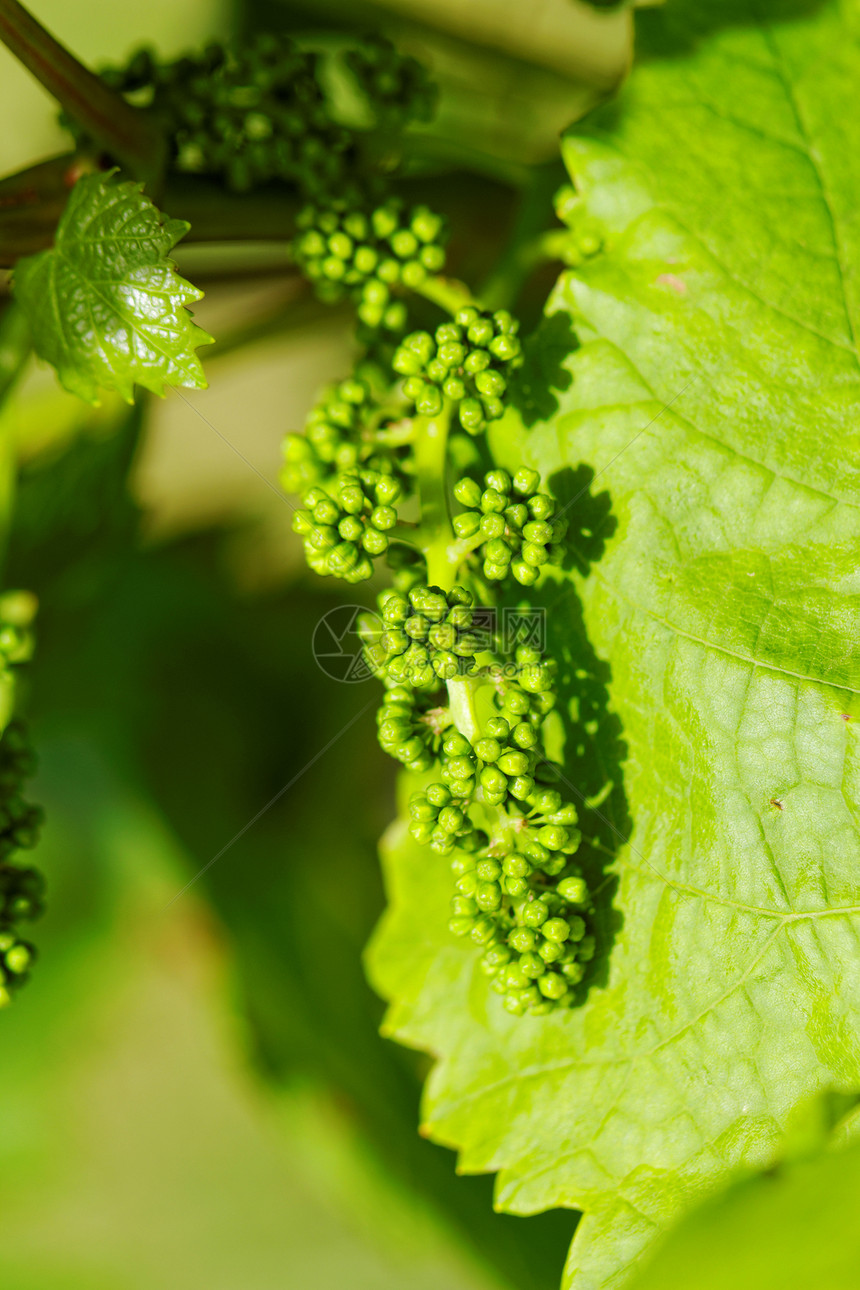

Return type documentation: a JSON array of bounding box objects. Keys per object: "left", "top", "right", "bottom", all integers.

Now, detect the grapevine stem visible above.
[
  {"left": 0, "top": 304, "right": 30, "bottom": 563},
  {"left": 479, "top": 159, "right": 567, "bottom": 309},
  {"left": 413, "top": 406, "right": 457, "bottom": 587},
  {"left": 446, "top": 675, "right": 481, "bottom": 743},
  {"left": 0, "top": 303, "right": 30, "bottom": 408},
  {"left": 0, "top": 0, "right": 165, "bottom": 184},
  {"left": 412, "top": 276, "right": 475, "bottom": 318}
]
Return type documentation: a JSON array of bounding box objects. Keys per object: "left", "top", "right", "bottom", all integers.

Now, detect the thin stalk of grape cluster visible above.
[{"left": 411, "top": 403, "right": 480, "bottom": 743}]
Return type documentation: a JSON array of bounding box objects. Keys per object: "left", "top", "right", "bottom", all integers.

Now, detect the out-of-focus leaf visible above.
[
  {"left": 252, "top": 0, "right": 632, "bottom": 167},
  {"left": 631, "top": 1092, "right": 860, "bottom": 1290}
]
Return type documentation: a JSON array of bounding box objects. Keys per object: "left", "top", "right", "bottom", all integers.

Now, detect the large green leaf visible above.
[
  {"left": 13, "top": 173, "right": 211, "bottom": 404},
  {"left": 367, "top": 1, "right": 860, "bottom": 1287}
]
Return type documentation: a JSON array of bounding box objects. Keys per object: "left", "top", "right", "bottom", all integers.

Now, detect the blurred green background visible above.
[{"left": 0, "top": 1, "right": 634, "bottom": 1286}]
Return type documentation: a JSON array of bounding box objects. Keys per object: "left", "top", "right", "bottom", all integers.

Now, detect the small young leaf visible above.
[{"left": 13, "top": 173, "right": 211, "bottom": 404}]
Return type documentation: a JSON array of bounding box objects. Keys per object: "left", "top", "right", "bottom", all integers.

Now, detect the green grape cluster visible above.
[
  {"left": 393, "top": 308, "right": 523, "bottom": 433},
  {"left": 281, "top": 376, "right": 369, "bottom": 493},
  {"left": 0, "top": 721, "right": 44, "bottom": 1008},
  {"left": 69, "top": 34, "right": 350, "bottom": 194},
  {"left": 453, "top": 467, "right": 567, "bottom": 585},
  {"left": 0, "top": 867, "right": 42, "bottom": 1007},
  {"left": 364, "top": 575, "right": 593, "bottom": 1016},
  {"left": 405, "top": 678, "right": 592, "bottom": 1015},
  {"left": 424, "top": 659, "right": 562, "bottom": 812},
  {"left": 423, "top": 643, "right": 593, "bottom": 1015},
  {"left": 278, "top": 166, "right": 594, "bottom": 1015},
  {"left": 292, "top": 469, "right": 402, "bottom": 583},
  {"left": 281, "top": 371, "right": 412, "bottom": 495},
  {"left": 376, "top": 686, "right": 453, "bottom": 770},
  {"left": 452, "top": 874, "right": 595, "bottom": 1015},
  {"left": 409, "top": 782, "right": 485, "bottom": 855},
  {"left": 0, "top": 721, "right": 44, "bottom": 861},
  {"left": 292, "top": 199, "right": 446, "bottom": 325},
  {"left": 345, "top": 35, "right": 438, "bottom": 127},
  {"left": 370, "top": 583, "right": 482, "bottom": 687}
]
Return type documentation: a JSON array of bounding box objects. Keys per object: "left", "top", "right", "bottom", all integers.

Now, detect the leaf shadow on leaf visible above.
[
  {"left": 547, "top": 466, "right": 627, "bottom": 995},
  {"left": 498, "top": 464, "right": 626, "bottom": 996},
  {"left": 549, "top": 463, "right": 617, "bottom": 576},
  {"left": 508, "top": 312, "right": 578, "bottom": 429}
]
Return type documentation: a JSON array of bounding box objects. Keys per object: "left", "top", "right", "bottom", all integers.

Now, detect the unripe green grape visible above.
[
  {"left": 509, "top": 927, "right": 536, "bottom": 953},
  {"left": 503, "top": 963, "right": 528, "bottom": 991},
  {"left": 519, "top": 952, "right": 545, "bottom": 979},
  {"left": 476, "top": 858, "right": 502, "bottom": 881},
  {"left": 484, "top": 469, "right": 511, "bottom": 493},
  {"left": 497, "top": 750, "right": 530, "bottom": 777},
  {"left": 538, "top": 972, "right": 568, "bottom": 1000},
  {"left": 470, "top": 919, "right": 497, "bottom": 945},
  {"left": 484, "top": 539, "right": 511, "bottom": 567},
  {"left": 480, "top": 766, "right": 508, "bottom": 799},
  {"left": 456, "top": 872, "right": 479, "bottom": 896},
  {"left": 521, "top": 900, "right": 549, "bottom": 928},
  {"left": 511, "top": 722, "right": 538, "bottom": 750},
  {"left": 542, "top": 917, "right": 570, "bottom": 943},
  {"left": 338, "top": 515, "right": 363, "bottom": 542},
  {"left": 578, "top": 936, "right": 596, "bottom": 962},
  {"left": 523, "top": 838, "right": 550, "bottom": 865},
  {"left": 557, "top": 876, "right": 588, "bottom": 904},
  {"left": 566, "top": 916, "right": 587, "bottom": 942},
  {"left": 361, "top": 529, "right": 388, "bottom": 555},
  {"left": 438, "top": 805, "right": 465, "bottom": 833},
  {"left": 503, "top": 994, "right": 527, "bottom": 1016},
  {"left": 476, "top": 882, "right": 502, "bottom": 911},
  {"left": 5, "top": 943, "right": 32, "bottom": 974},
  {"left": 454, "top": 478, "right": 482, "bottom": 508},
  {"left": 463, "top": 350, "right": 490, "bottom": 375},
  {"left": 538, "top": 825, "right": 568, "bottom": 851},
  {"left": 481, "top": 488, "right": 506, "bottom": 513},
  {"left": 482, "top": 944, "right": 511, "bottom": 972},
  {"left": 480, "top": 513, "right": 505, "bottom": 539},
  {"left": 409, "top": 819, "right": 434, "bottom": 846},
  {"left": 446, "top": 756, "right": 475, "bottom": 781},
  {"left": 508, "top": 774, "right": 533, "bottom": 800},
  {"left": 443, "top": 731, "right": 472, "bottom": 757}
]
